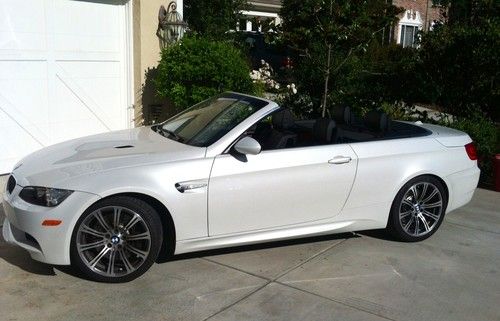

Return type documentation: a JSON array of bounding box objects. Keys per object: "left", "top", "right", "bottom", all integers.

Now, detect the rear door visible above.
[{"left": 208, "top": 145, "right": 358, "bottom": 236}]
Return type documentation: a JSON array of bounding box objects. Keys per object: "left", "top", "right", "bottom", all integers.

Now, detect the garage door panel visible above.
[
  {"left": 0, "top": 61, "right": 50, "bottom": 144},
  {"left": 53, "top": 72, "right": 110, "bottom": 133},
  {"left": 0, "top": 0, "right": 130, "bottom": 174},
  {"left": 57, "top": 60, "right": 121, "bottom": 78},
  {"left": 57, "top": 60, "right": 124, "bottom": 129},
  {"left": 0, "top": 110, "right": 44, "bottom": 169},
  {"left": 63, "top": 76, "right": 124, "bottom": 129},
  {"left": 0, "top": 0, "right": 47, "bottom": 51},
  {"left": 52, "top": 0, "right": 123, "bottom": 53}
]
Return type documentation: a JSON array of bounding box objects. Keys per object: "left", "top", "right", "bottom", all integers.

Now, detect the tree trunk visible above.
[{"left": 322, "top": 43, "right": 332, "bottom": 118}]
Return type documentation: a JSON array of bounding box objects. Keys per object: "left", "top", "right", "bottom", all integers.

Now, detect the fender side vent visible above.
[{"left": 114, "top": 145, "right": 134, "bottom": 149}]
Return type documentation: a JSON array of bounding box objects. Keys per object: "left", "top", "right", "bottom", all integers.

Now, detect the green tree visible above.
[
  {"left": 184, "top": 0, "right": 247, "bottom": 40},
  {"left": 446, "top": 0, "right": 499, "bottom": 25},
  {"left": 280, "top": 0, "right": 402, "bottom": 117},
  {"left": 418, "top": 0, "right": 499, "bottom": 120}
]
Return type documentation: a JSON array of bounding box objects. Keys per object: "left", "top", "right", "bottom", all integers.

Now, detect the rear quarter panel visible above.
[{"left": 339, "top": 137, "right": 476, "bottom": 225}]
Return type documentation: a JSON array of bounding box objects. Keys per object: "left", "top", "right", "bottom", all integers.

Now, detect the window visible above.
[
  {"left": 241, "top": 109, "right": 337, "bottom": 151},
  {"left": 400, "top": 25, "right": 419, "bottom": 48},
  {"left": 153, "top": 93, "right": 267, "bottom": 147},
  {"left": 243, "top": 110, "right": 298, "bottom": 151}
]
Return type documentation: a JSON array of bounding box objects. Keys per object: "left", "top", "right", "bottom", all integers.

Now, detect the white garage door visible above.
[{"left": 0, "top": 0, "right": 132, "bottom": 174}]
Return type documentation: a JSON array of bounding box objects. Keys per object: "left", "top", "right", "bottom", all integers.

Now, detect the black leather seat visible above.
[
  {"left": 364, "top": 110, "right": 391, "bottom": 136},
  {"left": 262, "top": 109, "right": 297, "bottom": 150},
  {"left": 332, "top": 106, "right": 353, "bottom": 125},
  {"left": 313, "top": 118, "right": 336, "bottom": 144},
  {"left": 332, "top": 106, "right": 356, "bottom": 143}
]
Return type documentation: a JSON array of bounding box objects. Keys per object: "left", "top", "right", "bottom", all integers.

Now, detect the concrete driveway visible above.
[{"left": 0, "top": 187, "right": 498, "bottom": 321}]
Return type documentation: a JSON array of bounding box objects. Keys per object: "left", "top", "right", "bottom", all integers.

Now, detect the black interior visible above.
[{"left": 247, "top": 106, "right": 431, "bottom": 151}]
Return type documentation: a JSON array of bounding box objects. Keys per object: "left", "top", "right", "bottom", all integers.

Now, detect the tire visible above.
[
  {"left": 70, "top": 196, "right": 163, "bottom": 283},
  {"left": 387, "top": 175, "right": 448, "bottom": 242}
]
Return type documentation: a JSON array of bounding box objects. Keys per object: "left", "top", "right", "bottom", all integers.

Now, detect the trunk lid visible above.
[{"left": 416, "top": 122, "right": 473, "bottom": 147}]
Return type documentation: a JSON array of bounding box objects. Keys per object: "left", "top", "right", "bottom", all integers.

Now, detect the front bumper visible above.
[{"left": 2, "top": 182, "right": 99, "bottom": 265}]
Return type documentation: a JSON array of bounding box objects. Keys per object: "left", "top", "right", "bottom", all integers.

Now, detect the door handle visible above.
[{"left": 328, "top": 156, "right": 352, "bottom": 165}]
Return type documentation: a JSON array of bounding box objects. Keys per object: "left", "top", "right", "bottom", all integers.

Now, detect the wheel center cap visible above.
[{"left": 110, "top": 235, "right": 120, "bottom": 244}]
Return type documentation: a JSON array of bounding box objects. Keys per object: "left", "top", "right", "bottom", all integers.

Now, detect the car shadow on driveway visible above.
[
  {"left": 356, "top": 229, "right": 399, "bottom": 242},
  {"left": 0, "top": 230, "right": 366, "bottom": 280},
  {"left": 0, "top": 234, "right": 56, "bottom": 276}
]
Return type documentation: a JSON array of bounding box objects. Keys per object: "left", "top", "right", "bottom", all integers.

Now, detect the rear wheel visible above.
[
  {"left": 71, "top": 196, "right": 162, "bottom": 282},
  {"left": 387, "top": 176, "right": 447, "bottom": 242}
]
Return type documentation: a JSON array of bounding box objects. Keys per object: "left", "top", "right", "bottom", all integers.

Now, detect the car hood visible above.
[{"left": 11, "top": 127, "right": 206, "bottom": 188}]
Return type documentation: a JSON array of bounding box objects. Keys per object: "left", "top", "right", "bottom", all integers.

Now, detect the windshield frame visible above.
[{"left": 153, "top": 92, "right": 271, "bottom": 148}]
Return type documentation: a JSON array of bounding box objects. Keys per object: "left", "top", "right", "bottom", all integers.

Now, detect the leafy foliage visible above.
[
  {"left": 184, "top": 0, "right": 247, "bottom": 40},
  {"left": 418, "top": 16, "right": 499, "bottom": 121},
  {"left": 280, "top": 0, "right": 402, "bottom": 116},
  {"left": 154, "top": 37, "right": 255, "bottom": 110},
  {"left": 434, "top": 113, "right": 497, "bottom": 184}
]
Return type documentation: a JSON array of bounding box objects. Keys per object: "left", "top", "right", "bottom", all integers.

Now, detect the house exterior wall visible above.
[
  {"left": 132, "top": 0, "right": 184, "bottom": 126},
  {"left": 393, "top": 0, "right": 444, "bottom": 31}
]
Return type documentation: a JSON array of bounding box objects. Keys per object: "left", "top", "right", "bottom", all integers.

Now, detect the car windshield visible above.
[{"left": 153, "top": 93, "right": 268, "bottom": 147}]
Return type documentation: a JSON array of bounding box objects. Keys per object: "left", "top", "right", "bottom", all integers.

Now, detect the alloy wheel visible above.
[
  {"left": 75, "top": 206, "right": 152, "bottom": 277},
  {"left": 399, "top": 182, "right": 443, "bottom": 237}
]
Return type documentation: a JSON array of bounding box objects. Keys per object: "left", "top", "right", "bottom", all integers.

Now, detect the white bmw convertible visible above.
[{"left": 3, "top": 92, "right": 479, "bottom": 282}]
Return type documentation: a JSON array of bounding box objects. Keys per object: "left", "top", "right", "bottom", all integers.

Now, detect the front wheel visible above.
[
  {"left": 387, "top": 176, "right": 448, "bottom": 242},
  {"left": 70, "top": 196, "right": 162, "bottom": 282}
]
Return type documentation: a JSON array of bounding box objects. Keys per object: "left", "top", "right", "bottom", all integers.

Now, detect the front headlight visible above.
[{"left": 19, "top": 186, "right": 73, "bottom": 207}]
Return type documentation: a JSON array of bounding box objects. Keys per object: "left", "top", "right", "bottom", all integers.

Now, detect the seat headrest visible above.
[
  {"left": 272, "top": 109, "right": 295, "bottom": 130},
  {"left": 364, "top": 110, "right": 390, "bottom": 132},
  {"left": 332, "top": 106, "right": 352, "bottom": 124},
  {"left": 313, "top": 118, "right": 336, "bottom": 143}
]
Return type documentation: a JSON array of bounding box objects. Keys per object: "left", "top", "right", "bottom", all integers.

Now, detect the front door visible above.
[{"left": 208, "top": 145, "right": 357, "bottom": 236}]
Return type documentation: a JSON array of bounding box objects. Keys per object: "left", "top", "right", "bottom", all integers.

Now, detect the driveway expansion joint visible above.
[
  {"left": 447, "top": 221, "right": 500, "bottom": 235},
  {"left": 201, "top": 238, "right": 350, "bottom": 320},
  {"left": 274, "top": 280, "right": 398, "bottom": 321}
]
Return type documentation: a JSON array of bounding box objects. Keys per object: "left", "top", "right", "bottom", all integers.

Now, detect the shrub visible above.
[
  {"left": 155, "top": 37, "right": 255, "bottom": 110},
  {"left": 184, "top": 0, "right": 247, "bottom": 40},
  {"left": 418, "top": 13, "right": 500, "bottom": 121},
  {"left": 441, "top": 112, "right": 498, "bottom": 184}
]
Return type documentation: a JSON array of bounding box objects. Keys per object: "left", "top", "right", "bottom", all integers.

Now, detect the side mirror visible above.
[{"left": 234, "top": 137, "right": 261, "bottom": 155}]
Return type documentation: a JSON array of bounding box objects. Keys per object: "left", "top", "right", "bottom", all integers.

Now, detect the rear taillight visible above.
[{"left": 465, "top": 142, "right": 478, "bottom": 160}]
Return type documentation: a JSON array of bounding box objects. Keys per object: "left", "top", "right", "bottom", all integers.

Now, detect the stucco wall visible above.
[{"left": 132, "top": 0, "right": 183, "bottom": 126}]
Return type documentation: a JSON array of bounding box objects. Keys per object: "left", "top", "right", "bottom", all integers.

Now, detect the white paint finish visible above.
[
  {"left": 420, "top": 123, "right": 473, "bottom": 147},
  {"left": 0, "top": 94, "right": 481, "bottom": 266},
  {"left": 445, "top": 165, "right": 480, "bottom": 212},
  {"left": 208, "top": 145, "right": 357, "bottom": 235},
  {"left": 176, "top": 219, "right": 374, "bottom": 255},
  {"left": 2, "top": 187, "right": 100, "bottom": 265},
  {"left": 345, "top": 136, "right": 476, "bottom": 211},
  {"left": 0, "top": 0, "right": 131, "bottom": 174},
  {"left": 4, "top": 127, "right": 211, "bottom": 264}
]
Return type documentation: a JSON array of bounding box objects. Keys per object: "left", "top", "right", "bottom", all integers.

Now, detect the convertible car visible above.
[{"left": 3, "top": 92, "right": 480, "bottom": 282}]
